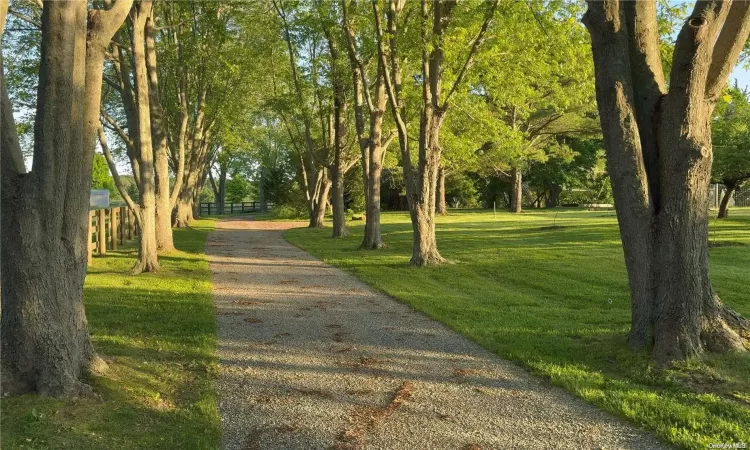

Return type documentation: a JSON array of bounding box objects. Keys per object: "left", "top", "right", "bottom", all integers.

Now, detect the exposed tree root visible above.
[
  {"left": 701, "top": 302, "right": 749, "bottom": 353},
  {"left": 132, "top": 259, "right": 160, "bottom": 274}
]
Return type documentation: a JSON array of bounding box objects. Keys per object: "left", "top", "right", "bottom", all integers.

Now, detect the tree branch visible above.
[
  {"left": 442, "top": 0, "right": 498, "bottom": 109},
  {"left": 706, "top": 0, "right": 750, "bottom": 100},
  {"left": 98, "top": 124, "right": 138, "bottom": 214}
]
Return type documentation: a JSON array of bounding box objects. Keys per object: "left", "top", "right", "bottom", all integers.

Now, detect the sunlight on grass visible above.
[
  {"left": 0, "top": 219, "right": 220, "bottom": 450},
  {"left": 285, "top": 208, "right": 750, "bottom": 450}
]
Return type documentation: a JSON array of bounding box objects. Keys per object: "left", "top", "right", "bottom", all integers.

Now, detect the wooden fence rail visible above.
[
  {"left": 87, "top": 206, "right": 138, "bottom": 264},
  {"left": 199, "top": 201, "right": 272, "bottom": 216}
]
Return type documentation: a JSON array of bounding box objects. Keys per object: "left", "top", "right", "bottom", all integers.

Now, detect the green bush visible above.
[{"left": 270, "top": 204, "right": 307, "bottom": 219}]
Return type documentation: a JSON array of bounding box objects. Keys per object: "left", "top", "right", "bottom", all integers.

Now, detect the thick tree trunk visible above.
[
  {"left": 545, "top": 183, "right": 561, "bottom": 208},
  {"left": 217, "top": 167, "right": 227, "bottom": 215},
  {"left": 410, "top": 111, "right": 444, "bottom": 266},
  {"left": 717, "top": 183, "right": 735, "bottom": 218},
  {"left": 331, "top": 163, "right": 349, "bottom": 237},
  {"left": 1, "top": 0, "right": 131, "bottom": 396},
  {"left": 436, "top": 166, "right": 447, "bottom": 215},
  {"left": 131, "top": 1, "right": 159, "bottom": 273},
  {"left": 145, "top": 11, "right": 174, "bottom": 253},
  {"left": 173, "top": 172, "right": 197, "bottom": 227},
  {"left": 363, "top": 159, "right": 385, "bottom": 249},
  {"left": 259, "top": 166, "right": 268, "bottom": 213},
  {"left": 309, "top": 179, "right": 330, "bottom": 229},
  {"left": 510, "top": 167, "right": 522, "bottom": 213},
  {"left": 585, "top": 0, "right": 750, "bottom": 361}
]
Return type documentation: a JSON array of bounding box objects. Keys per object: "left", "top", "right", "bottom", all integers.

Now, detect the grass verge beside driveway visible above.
[
  {"left": 1, "top": 219, "right": 220, "bottom": 449},
  {"left": 285, "top": 208, "right": 750, "bottom": 449}
]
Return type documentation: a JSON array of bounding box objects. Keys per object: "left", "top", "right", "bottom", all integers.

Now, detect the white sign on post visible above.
[{"left": 90, "top": 190, "right": 110, "bottom": 209}]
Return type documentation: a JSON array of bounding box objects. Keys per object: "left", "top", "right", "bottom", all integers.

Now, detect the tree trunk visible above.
[
  {"left": 1, "top": 0, "right": 131, "bottom": 396},
  {"left": 259, "top": 166, "right": 268, "bottom": 212},
  {"left": 309, "top": 179, "right": 330, "bottom": 229},
  {"left": 217, "top": 166, "right": 227, "bottom": 215},
  {"left": 130, "top": 1, "right": 159, "bottom": 273},
  {"left": 584, "top": 0, "right": 750, "bottom": 361},
  {"left": 436, "top": 166, "right": 447, "bottom": 215},
  {"left": 545, "top": 183, "right": 561, "bottom": 208},
  {"left": 510, "top": 167, "right": 522, "bottom": 213},
  {"left": 146, "top": 12, "right": 174, "bottom": 253},
  {"left": 717, "top": 183, "right": 735, "bottom": 218},
  {"left": 410, "top": 111, "right": 444, "bottom": 266},
  {"left": 331, "top": 163, "right": 349, "bottom": 237}
]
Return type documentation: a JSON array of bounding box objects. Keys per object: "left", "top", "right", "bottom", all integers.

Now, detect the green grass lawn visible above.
[
  {"left": 285, "top": 208, "right": 750, "bottom": 450},
  {"left": 1, "top": 219, "right": 221, "bottom": 450}
]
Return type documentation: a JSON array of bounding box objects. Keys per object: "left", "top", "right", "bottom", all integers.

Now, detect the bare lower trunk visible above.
[
  {"left": 545, "top": 183, "right": 561, "bottom": 208},
  {"left": 510, "top": 167, "right": 522, "bottom": 213},
  {"left": 133, "top": 207, "right": 159, "bottom": 273},
  {"left": 1, "top": 208, "right": 96, "bottom": 396},
  {"left": 717, "top": 184, "right": 734, "bottom": 218},
  {"left": 154, "top": 152, "right": 174, "bottom": 252},
  {"left": 309, "top": 180, "right": 330, "bottom": 229},
  {"left": 410, "top": 202, "right": 442, "bottom": 266},
  {"left": 259, "top": 166, "right": 267, "bottom": 213},
  {"left": 410, "top": 114, "right": 444, "bottom": 266},
  {"left": 436, "top": 166, "right": 447, "bottom": 215},
  {"left": 651, "top": 105, "right": 746, "bottom": 360},
  {"left": 331, "top": 164, "right": 349, "bottom": 238},
  {"left": 173, "top": 196, "right": 194, "bottom": 228},
  {"left": 362, "top": 162, "right": 385, "bottom": 249}
]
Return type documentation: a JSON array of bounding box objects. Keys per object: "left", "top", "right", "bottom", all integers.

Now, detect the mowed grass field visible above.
[
  {"left": 1, "top": 219, "right": 221, "bottom": 450},
  {"left": 285, "top": 208, "right": 750, "bottom": 449}
]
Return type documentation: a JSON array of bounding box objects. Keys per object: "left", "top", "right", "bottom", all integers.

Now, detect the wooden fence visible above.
[
  {"left": 199, "top": 201, "right": 271, "bottom": 215},
  {"left": 87, "top": 206, "right": 138, "bottom": 264}
]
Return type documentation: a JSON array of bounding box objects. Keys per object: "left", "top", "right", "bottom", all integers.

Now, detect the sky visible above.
[{"left": 730, "top": 66, "right": 750, "bottom": 91}]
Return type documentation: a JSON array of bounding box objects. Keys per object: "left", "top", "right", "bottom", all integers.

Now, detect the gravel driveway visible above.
[{"left": 207, "top": 218, "right": 667, "bottom": 450}]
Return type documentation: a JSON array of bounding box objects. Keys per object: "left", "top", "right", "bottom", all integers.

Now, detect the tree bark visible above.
[
  {"left": 259, "top": 166, "right": 268, "bottom": 213},
  {"left": 584, "top": 0, "right": 750, "bottom": 361},
  {"left": 545, "top": 182, "right": 561, "bottom": 208},
  {"left": 309, "top": 177, "right": 330, "bottom": 229},
  {"left": 343, "top": 3, "right": 387, "bottom": 249},
  {"left": 717, "top": 183, "right": 735, "bottom": 218},
  {"left": 130, "top": 1, "right": 159, "bottom": 273},
  {"left": 218, "top": 166, "right": 227, "bottom": 214},
  {"left": 1, "top": 0, "right": 131, "bottom": 396},
  {"left": 145, "top": 12, "right": 175, "bottom": 253},
  {"left": 510, "top": 167, "right": 522, "bottom": 213},
  {"left": 436, "top": 166, "right": 447, "bottom": 215},
  {"left": 327, "top": 29, "right": 350, "bottom": 238}
]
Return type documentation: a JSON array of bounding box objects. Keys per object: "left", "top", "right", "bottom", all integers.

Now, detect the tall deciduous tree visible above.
[
  {"left": 375, "top": 0, "right": 497, "bottom": 266},
  {"left": 1, "top": 0, "right": 132, "bottom": 395},
  {"left": 583, "top": 0, "right": 750, "bottom": 361},
  {"left": 343, "top": 0, "right": 394, "bottom": 248}
]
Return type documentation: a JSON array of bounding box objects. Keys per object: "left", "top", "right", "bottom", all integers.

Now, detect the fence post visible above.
[
  {"left": 208, "top": 203, "right": 211, "bottom": 215},
  {"left": 126, "top": 208, "right": 133, "bottom": 240},
  {"left": 97, "top": 209, "right": 107, "bottom": 255},
  {"left": 87, "top": 211, "right": 94, "bottom": 264},
  {"left": 230, "top": 203, "right": 234, "bottom": 214},
  {"left": 119, "top": 207, "right": 125, "bottom": 244},
  {"left": 110, "top": 208, "right": 118, "bottom": 250}
]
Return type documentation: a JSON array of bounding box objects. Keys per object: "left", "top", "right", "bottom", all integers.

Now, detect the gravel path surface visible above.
[{"left": 208, "top": 218, "right": 667, "bottom": 450}]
